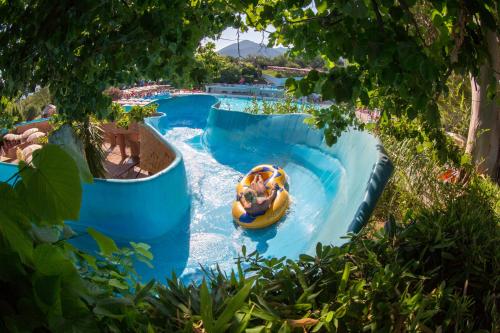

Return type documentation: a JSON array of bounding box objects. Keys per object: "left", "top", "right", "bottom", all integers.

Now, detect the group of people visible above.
[
  {"left": 239, "top": 174, "right": 279, "bottom": 215},
  {"left": 120, "top": 84, "right": 171, "bottom": 99}
]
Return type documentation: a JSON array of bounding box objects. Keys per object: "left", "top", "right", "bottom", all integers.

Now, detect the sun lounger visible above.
[
  {"left": 21, "top": 144, "right": 42, "bottom": 163},
  {"left": 20, "top": 128, "right": 39, "bottom": 140},
  {"left": 26, "top": 132, "right": 46, "bottom": 143}
]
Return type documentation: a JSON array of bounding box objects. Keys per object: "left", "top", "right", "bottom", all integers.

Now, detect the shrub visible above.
[
  {"left": 1, "top": 106, "right": 498, "bottom": 333},
  {"left": 0, "top": 145, "right": 155, "bottom": 332},
  {"left": 23, "top": 105, "right": 39, "bottom": 121},
  {"left": 141, "top": 170, "right": 499, "bottom": 332}
]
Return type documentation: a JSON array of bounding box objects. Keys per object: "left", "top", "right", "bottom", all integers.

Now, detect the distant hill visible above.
[{"left": 217, "top": 40, "right": 288, "bottom": 58}]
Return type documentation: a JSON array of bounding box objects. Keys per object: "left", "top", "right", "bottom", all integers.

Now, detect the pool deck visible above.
[
  {"left": 103, "top": 143, "right": 149, "bottom": 179},
  {"left": 0, "top": 142, "right": 150, "bottom": 180}
]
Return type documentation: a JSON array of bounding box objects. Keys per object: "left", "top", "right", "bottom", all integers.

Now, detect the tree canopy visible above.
[
  {"left": 236, "top": 0, "right": 499, "bottom": 170},
  {"left": 0, "top": 0, "right": 236, "bottom": 122}
]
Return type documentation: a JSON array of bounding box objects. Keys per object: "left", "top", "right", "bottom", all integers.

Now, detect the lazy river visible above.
[{"left": 0, "top": 94, "right": 392, "bottom": 283}]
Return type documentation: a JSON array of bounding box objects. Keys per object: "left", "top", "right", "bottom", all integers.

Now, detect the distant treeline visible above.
[
  {"left": 185, "top": 42, "right": 326, "bottom": 87},
  {"left": 1, "top": 87, "right": 52, "bottom": 127}
]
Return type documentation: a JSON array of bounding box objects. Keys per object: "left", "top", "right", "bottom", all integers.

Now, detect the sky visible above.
[{"left": 206, "top": 27, "right": 272, "bottom": 51}]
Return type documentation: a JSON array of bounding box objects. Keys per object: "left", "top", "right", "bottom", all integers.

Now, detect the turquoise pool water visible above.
[
  {"left": 123, "top": 95, "right": 343, "bottom": 282},
  {"left": 0, "top": 94, "right": 391, "bottom": 284}
]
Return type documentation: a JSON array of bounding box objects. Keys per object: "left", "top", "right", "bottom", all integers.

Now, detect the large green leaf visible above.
[
  {"left": 59, "top": 145, "right": 93, "bottom": 184},
  {"left": 33, "top": 243, "right": 75, "bottom": 276},
  {"left": 20, "top": 144, "right": 82, "bottom": 222},
  {"left": 88, "top": 228, "right": 119, "bottom": 256},
  {"left": 33, "top": 274, "right": 62, "bottom": 312},
  {"left": 0, "top": 215, "right": 33, "bottom": 264}
]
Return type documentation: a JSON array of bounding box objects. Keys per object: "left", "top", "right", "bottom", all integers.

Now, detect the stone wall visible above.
[{"left": 139, "top": 124, "right": 175, "bottom": 174}]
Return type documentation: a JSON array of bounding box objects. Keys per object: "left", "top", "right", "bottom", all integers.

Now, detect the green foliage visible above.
[
  {"left": 438, "top": 74, "right": 472, "bottom": 138},
  {"left": 73, "top": 120, "right": 107, "bottom": 178},
  {"left": 0, "top": 1, "right": 236, "bottom": 123},
  {"left": 0, "top": 97, "right": 19, "bottom": 129},
  {"left": 376, "top": 114, "right": 463, "bottom": 164},
  {"left": 246, "top": 54, "right": 325, "bottom": 71},
  {"left": 305, "top": 103, "right": 362, "bottom": 145},
  {"left": 23, "top": 105, "right": 39, "bottom": 121},
  {"left": 237, "top": 0, "right": 499, "bottom": 154},
  {"left": 190, "top": 42, "right": 263, "bottom": 86},
  {"left": 243, "top": 95, "right": 317, "bottom": 115},
  {"left": 0, "top": 145, "right": 157, "bottom": 332},
  {"left": 112, "top": 103, "right": 157, "bottom": 129},
  {"left": 0, "top": 88, "right": 52, "bottom": 127}
]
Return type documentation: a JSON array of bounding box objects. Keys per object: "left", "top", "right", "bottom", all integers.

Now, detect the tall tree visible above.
[
  {"left": 236, "top": 0, "right": 499, "bottom": 179},
  {"left": 0, "top": 0, "right": 235, "bottom": 122}
]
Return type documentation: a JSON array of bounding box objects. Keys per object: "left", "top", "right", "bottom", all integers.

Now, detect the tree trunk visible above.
[{"left": 465, "top": 30, "right": 500, "bottom": 181}]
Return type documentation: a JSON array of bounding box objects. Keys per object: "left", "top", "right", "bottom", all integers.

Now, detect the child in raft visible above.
[{"left": 239, "top": 174, "right": 278, "bottom": 216}]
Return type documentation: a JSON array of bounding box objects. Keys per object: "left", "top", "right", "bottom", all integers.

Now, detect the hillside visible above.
[{"left": 217, "top": 40, "right": 287, "bottom": 58}]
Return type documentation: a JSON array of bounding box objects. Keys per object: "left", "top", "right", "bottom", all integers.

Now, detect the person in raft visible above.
[{"left": 239, "top": 174, "right": 279, "bottom": 215}]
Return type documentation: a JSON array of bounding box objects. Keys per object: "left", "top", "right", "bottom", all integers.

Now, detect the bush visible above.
[
  {"left": 141, "top": 137, "right": 499, "bottom": 332},
  {"left": 23, "top": 105, "right": 39, "bottom": 121},
  {"left": 1, "top": 110, "right": 498, "bottom": 332}
]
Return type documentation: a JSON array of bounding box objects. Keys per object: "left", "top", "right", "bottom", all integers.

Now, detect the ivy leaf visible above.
[
  {"left": 88, "top": 228, "right": 118, "bottom": 256},
  {"left": 315, "top": 0, "right": 328, "bottom": 14},
  {"left": 0, "top": 215, "right": 33, "bottom": 264},
  {"left": 20, "top": 144, "right": 82, "bottom": 222},
  {"left": 34, "top": 243, "right": 75, "bottom": 276},
  {"left": 33, "top": 274, "right": 62, "bottom": 311}
]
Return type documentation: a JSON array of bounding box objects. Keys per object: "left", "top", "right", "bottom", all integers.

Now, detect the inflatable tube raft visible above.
[{"left": 232, "top": 165, "right": 289, "bottom": 229}]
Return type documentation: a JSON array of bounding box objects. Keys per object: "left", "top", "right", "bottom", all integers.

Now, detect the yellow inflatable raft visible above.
[{"left": 232, "top": 165, "right": 289, "bottom": 229}]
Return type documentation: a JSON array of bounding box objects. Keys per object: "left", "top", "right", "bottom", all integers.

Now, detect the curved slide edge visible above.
[
  {"left": 207, "top": 105, "right": 394, "bottom": 240},
  {"left": 74, "top": 113, "right": 191, "bottom": 241},
  {"left": 347, "top": 145, "right": 394, "bottom": 233},
  {"left": 0, "top": 113, "right": 191, "bottom": 241}
]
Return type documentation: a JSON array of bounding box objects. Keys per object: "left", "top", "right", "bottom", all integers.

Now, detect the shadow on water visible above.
[
  {"left": 239, "top": 223, "right": 278, "bottom": 254},
  {"left": 136, "top": 209, "right": 191, "bottom": 283},
  {"left": 68, "top": 208, "right": 192, "bottom": 284}
]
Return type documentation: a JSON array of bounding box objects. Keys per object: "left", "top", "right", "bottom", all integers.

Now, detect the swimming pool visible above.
[
  {"left": 1, "top": 94, "right": 392, "bottom": 283},
  {"left": 138, "top": 95, "right": 345, "bottom": 281},
  {"left": 122, "top": 95, "right": 390, "bottom": 282}
]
